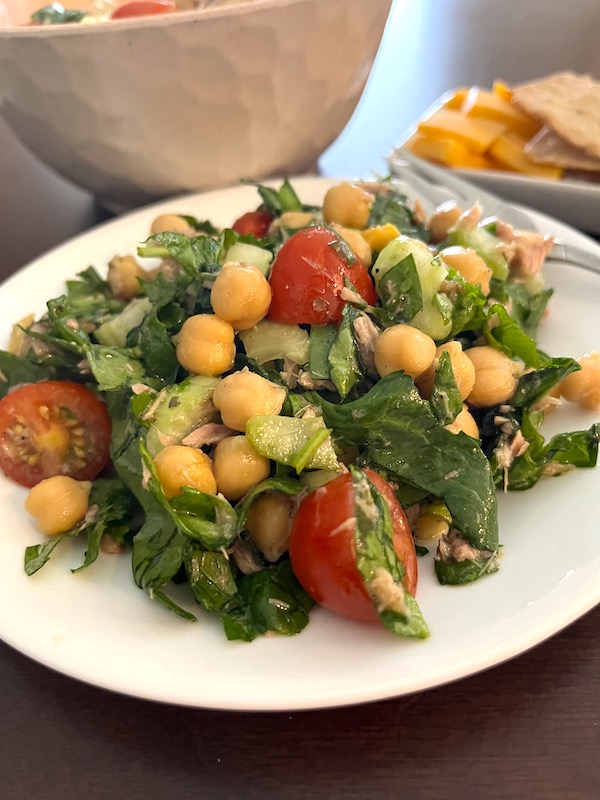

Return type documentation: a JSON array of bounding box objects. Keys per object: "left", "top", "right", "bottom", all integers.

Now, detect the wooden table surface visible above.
[{"left": 1, "top": 104, "right": 599, "bottom": 800}]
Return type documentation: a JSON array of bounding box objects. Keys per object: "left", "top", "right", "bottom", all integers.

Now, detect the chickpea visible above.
[
  {"left": 322, "top": 182, "right": 374, "bottom": 229},
  {"left": 175, "top": 314, "right": 236, "bottom": 376},
  {"left": 331, "top": 224, "right": 372, "bottom": 267},
  {"left": 445, "top": 404, "right": 480, "bottom": 438},
  {"left": 374, "top": 324, "right": 436, "bottom": 380},
  {"left": 245, "top": 491, "right": 292, "bottom": 562},
  {"left": 210, "top": 262, "right": 272, "bottom": 331},
  {"left": 212, "top": 368, "right": 286, "bottom": 432},
  {"left": 427, "top": 201, "right": 462, "bottom": 244},
  {"left": 107, "top": 255, "right": 145, "bottom": 300},
  {"left": 441, "top": 246, "right": 492, "bottom": 295},
  {"left": 153, "top": 445, "right": 217, "bottom": 500},
  {"left": 213, "top": 435, "right": 271, "bottom": 501},
  {"left": 25, "top": 476, "right": 91, "bottom": 536},
  {"left": 150, "top": 214, "right": 195, "bottom": 237},
  {"left": 558, "top": 351, "right": 600, "bottom": 410},
  {"left": 465, "top": 346, "right": 521, "bottom": 407},
  {"left": 416, "top": 341, "right": 476, "bottom": 400}
]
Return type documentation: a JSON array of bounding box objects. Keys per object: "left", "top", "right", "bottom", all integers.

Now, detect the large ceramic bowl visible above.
[{"left": 0, "top": 0, "right": 392, "bottom": 210}]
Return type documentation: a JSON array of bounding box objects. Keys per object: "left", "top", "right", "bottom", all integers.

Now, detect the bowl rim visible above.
[{"left": 0, "top": 0, "right": 310, "bottom": 37}]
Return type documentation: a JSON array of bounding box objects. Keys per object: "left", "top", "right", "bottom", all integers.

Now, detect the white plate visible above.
[{"left": 0, "top": 176, "right": 599, "bottom": 711}]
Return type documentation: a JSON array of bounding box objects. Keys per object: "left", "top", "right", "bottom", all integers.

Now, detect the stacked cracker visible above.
[{"left": 512, "top": 71, "right": 600, "bottom": 177}]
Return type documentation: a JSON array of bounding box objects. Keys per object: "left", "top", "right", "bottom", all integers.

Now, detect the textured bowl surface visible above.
[{"left": 0, "top": 0, "right": 392, "bottom": 209}]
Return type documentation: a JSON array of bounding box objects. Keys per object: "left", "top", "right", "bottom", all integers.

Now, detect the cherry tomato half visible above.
[
  {"left": 231, "top": 210, "right": 273, "bottom": 238},
  {"left": 289, "top": 469, "right": 418, "bottom": 624},
  {"left": 268, "top": 226, "right": 377, "bottom": 325},
  {"left": 0, "top": 381, "right": 112, "bottom": 488},
  {"left": 111, "top": 1, "right": 176, "bottom": 19}
]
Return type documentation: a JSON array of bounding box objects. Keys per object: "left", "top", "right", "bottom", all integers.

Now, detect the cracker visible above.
[
  {"left": 512, "top": 71, "right": 600, "bottom": 159},
  {"left": 525, "top": 125, "right": 600, "bottom": 171}
]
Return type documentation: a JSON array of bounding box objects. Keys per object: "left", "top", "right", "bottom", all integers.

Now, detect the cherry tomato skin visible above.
[
  {"left": 288, "top": 470, "right": 417, "bottom": 624},
  {"left": 268, "top": 227, "right": 377, "bottom": 325},
  {"left": 0, "top": 381, "right": 112, "bottom": 488},
  {"left": 231, "top": 210, "right": 273, "bottom": 238},
  {"left": 111, "top": 1, "right": 176, "bottom": 19}
]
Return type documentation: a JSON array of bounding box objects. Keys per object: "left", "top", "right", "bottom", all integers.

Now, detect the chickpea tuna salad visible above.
[{"left": 0, "top": 178, "right": 599, "bottom": 643}]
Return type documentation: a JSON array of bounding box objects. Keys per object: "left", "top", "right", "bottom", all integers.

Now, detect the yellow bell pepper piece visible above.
[
  {"left": 417, "top": 109, "right": 506, "bottom": 154},
  {"left": 361, "top": 223, "right": 401, "bottom": 252},
  {"left": 489, "top": 132, "right": 563, "bottom": 178},
  {"left": 406, "top": 133, "right": 494, "bottom": 170},
  {"left": 461, "top": 88, "right": 541, "bottom": 139}
]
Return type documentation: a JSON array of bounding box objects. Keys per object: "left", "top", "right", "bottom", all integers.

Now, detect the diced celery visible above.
[
  {"left": 225, "top": 242, "right": 273, "bottom": 276},
  {"left": 94, "top": 297, "right": 152, "bottom": 347},
  {"left": 372, "top": 237, "right": 451, "bottom": 339},
  {"left": 300, "top": 469, "right": 343, "bottom": 492},
  {"left": 246, "top": 415, "right": 339, "bottom": 473},
  {"left": 239, "top": 320, "right": 310, "bottom": 365},
  {"left": 145, "top": 375, "right": 219, "bottom": 455}
]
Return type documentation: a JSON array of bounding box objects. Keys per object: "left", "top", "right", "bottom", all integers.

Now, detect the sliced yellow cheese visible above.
[
  {"left": 492, "top": 80, "right": 513, "bottom": 102},
  {"left": 406, "top": 133, "right": 494, "bottom": 169},
  {"left": 442, "top": 88, "right": 469, "bottom": 110},
  {"left": 461, "top": 88, "right": 541, "bottom": 139},
  {"left": 417, "top": 109, "right": 506, "bottom": 154},
  {"left": 489, "top": 132, "right": 563, "bottom": 178}
]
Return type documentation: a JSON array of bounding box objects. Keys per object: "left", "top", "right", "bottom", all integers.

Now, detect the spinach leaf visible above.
[
  {"left": 510, "top": 358, "right": 579, "bottom": 409},
  {"left": 435, "top": 556, "right": 499, "bottom": 585},
  {"left": 312, "top": 372, "right": 499, "bottom": 552},
  {"left": 352, "top": 469, "right": 429, "bottom": 638},
  {"left": 136, "top": 308, "right": 179, "bottom": 384},
  {"left": 0, "top": 351, "right": 54, "bottom": 398},
  {"left": 170, "top": 490, "right": 238, "bottom": 549},
  {"left": 108, "top": 408, "right": 196, "bottom": 617},
  {"left": 251, "top": 178, "right": 304, "bottom": 215},
  {"left": 496, "top": 412, "right": 600, "bottom": 491},
  {"left": 367, "top": 189, "right": 429, "bottom": 241},
  {"left": 327, "top": 306, "right": 362, "bottom": 399},
  {"left": 178, "top": 216, "right": 218, "bottom": 235},
  {"left": 72, "top": 478, "right": 139, "bottom": 573},
  {"left": 429, "top": 350, "right": 462, "bottom": 426},
  {"left": 484, "top": 304, "right": 543, "bottom": 368},
  {"left": 184, "top": 545, "right": 238, "bottom": 612},
  {"left": 309, "top": 324, "right": 337, "bottom": 381},
  {"left": 441, "top": 269, "right": 488, "bottom": 339},
  {"left": 490, "top": 280, "right": 553, "bottom": 339},
  {"left": 221, "top": 561, "right": 314, "bottom": 642},
  {"left": 138, "top": 232, "right": 222, "bottom": 276},
  {"left": 63, "top": 267, "right": 124, "bottom": 319},
  {"left": 131, "top": 508, "right": 190, "bottom": 605},
  {"left": 375, "top": 253, "right": 423, "bottom": 323},
  {"left": 46, "top": 299, "right": 147, "bottom": 390}
]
